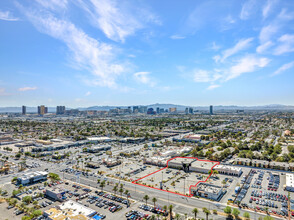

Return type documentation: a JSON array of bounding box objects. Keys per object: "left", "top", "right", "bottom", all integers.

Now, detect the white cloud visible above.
[
  {"left": 207, "top": 84, "right": 220, "bottom": 90},
  {"left": 0, "top": 10, "right": 19, "bottom": 21},
  {"left": 193, "top": 70, "right": 222, "bottom": 83},
  {"left": 170, "top": 35, "right": 186, "bottom": 40},
  {"left": 274, "top": 34, "right": 294, "bottom": 55},
  {"left": 18, "top": 87, "right": 37, "bottom": 91},
  {"left": 85, "top": 91, "right": 91, "bottom": 96},
  {"left": 216, "top": 38, "right": 254, "bottom": 63},
  {"left": 272, "top": 61, "right": 294, "bottom": 76},
  {"left": 226, "top": 55, "right": 270, "bottom": 81},
  {"left": 18, "top": 5, "right": 126, "bottom": 88},
  {"left": 278, "top": 8, "right": 294, "bottom": 21},
  {"left": 240, "top": 0, "right": 256, "bottom": 20},
  {"left": 256, "top": 41, "right": 274, "bottom": 54},
  {"left": 35, "top": 0, "right": 68, "bottom": 10},
  {"left": 76, "top": 0, "right": 160, "bottom": 42},
  {"left": 133, "top": 72, "right": 156, "bottom": 87},
  {"left": 211, "top": 42, "right": 221, "bottom": 51},
  {"left": 259, "top": 24, "right": 279, "bottom": 43},
  {"left": 193, "top": 70, "right": 211, "bottom": 83},
  {"left": 262, "top": 0, "right": 277, "bottom": 19}
]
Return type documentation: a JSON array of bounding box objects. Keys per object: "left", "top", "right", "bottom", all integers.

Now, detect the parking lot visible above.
[{"left": 230, "top": 169, "right": 294, "bottom": 218}]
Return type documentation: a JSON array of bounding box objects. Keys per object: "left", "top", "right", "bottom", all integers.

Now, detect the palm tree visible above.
[
  {"left": 113, "top": 186, "right": 118, "bottom": 195},
  {"left": 119, "top": 188, "right": 123, "bottom": 197},
  {"left": 202, "top": 207, "right": 210, "bottom": 220},
  {"left": 143, "top": 194, "right": 149, "bottom": 205},
  {"left": 169, "top": 205, "right": 173, "bottom": 220},
  {"left": 192, "top": 208, "right": 198, "bottom": 219},
  {"left": 175, "top": 213, "right": 180, "bottom": 220},
  {"left": 152, "top": 197, "right": 157, "bottom": 208},
  {"left": 100, "top": 181, "right": 105, "bottom": 192}
]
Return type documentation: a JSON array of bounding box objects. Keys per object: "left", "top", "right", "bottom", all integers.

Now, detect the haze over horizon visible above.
[{"left": 1, "top": 0, "right": 294, "bottom": 107}]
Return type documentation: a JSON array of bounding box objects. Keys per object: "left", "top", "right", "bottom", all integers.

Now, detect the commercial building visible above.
[
  {"left": 17, "top": 171, "right": 48, "bottom": 185},
  {"left": 138, "top": 106, "right": 147, "bottom": 113},
  {"left": 214, "top": 165, "right": 242, "bottom": 176},
  {"left": 133, "top": 106, "right": 139, "bottom": 113},
  {"left": 143, "top": 157, "right": 166, "bottom": 167},
  {"left": 103, "top": 158, "right": 121, "bottom": 167},
  {"left": 87, "top": 145, "right": 111, "bottom": 153},
  {"left": 285, "top": 173, "right": 294, "bottom": 192},
  {"left": 22, "top": 106, "right": 26, "bottom": 115},
  {"left": 86, "top": 162, "right": 100, "bottom": 169},
  {"left": 45, "top": 188, "right": 66, "bottom": 201},
  {"left": 56, "top": 106, "right": 65, "bottom": 115},
  {"left": 210, "top": 105, "right": 213, "bottom": 115},
  {"left": 87, "top": 136, "right": 112, "bottom": 143},
  {"left": 38, "top": 105, "right": 47, "bottom": 115},
  {"left": 169, "top": 107, "right": 177, "bottom": 113},
  {"left": 191, "top": 183, "right": 225, "bottom": 201},
  {"left": 44, "top": 200, "right": 96, "bottom": 220}
]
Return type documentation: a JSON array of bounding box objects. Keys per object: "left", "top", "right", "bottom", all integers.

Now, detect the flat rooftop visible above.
[
  {"left": 193, "top": 183, "right": 222, "bottom": 194},
  {"left": 190, "top": 160, "right": 218, "bottom": 169},
  {"left": 286, "top": 173, "right": 294, "bottom": 187},
  {"left": 58, "top": 200, "right": 96, "bottom": 217}
]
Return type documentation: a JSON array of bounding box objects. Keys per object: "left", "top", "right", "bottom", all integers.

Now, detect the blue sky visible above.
[{"left": 0, "top": 0, "right": 294, "bottom": 107}]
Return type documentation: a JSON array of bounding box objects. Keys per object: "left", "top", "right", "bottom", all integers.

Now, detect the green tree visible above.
[
  {"left": 31, "top": 210, "right": 42, "bottom": 217},
  {"left": 232, "top": 208, "right": 240, "bottom": 219},
  {"left": 175, "top": 213, "right": 180, "bottom": 220},
  {"left": 143, "top": 194, "right": 149, "bottom": 205},
  {"left": 48, "top": 173, "right": 60, "bottom": 182},
  {"left": 224, "top": 206, "right": 232, "bottom": 216},
  {"left": 152, "top": 197, "right": 157, "bottom": 208},
  {"left": 22, "top": 196, "right": 32, "bottom": 204},
  {"left": 119, "top": 188, "right": 123, "bottom": 197},
  {"left": 192, "top": 208, "right": 198, "bottom": 219},
  {"left": 202, "top": 207, "right": 210, "bottom": 220},
  {"left": 243, "top": 212, "right": 250, "bottom": 220},
  {"left": 169, "top": 205, "right": 173, "bottom": 220},
  {"left": 11, "top": 177, "right": 18, "bottom": 183},
  {"left": 263, "top": 216, "right": 274, "bottom": 220},
  {"left": 113, "top": 186, "right": 118, "bottom": 195},
  {"left": 100, "top": 181, "right": 105, "bottom": 192}
]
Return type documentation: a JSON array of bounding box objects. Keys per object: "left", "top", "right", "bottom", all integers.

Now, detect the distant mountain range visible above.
[{"left": 1, "top": 104, "right": 294, "bottom": 113}]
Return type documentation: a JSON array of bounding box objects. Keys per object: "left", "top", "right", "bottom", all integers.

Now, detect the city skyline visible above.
[{"left": 1, "top": 0, "right": 294, "bottom": 107}]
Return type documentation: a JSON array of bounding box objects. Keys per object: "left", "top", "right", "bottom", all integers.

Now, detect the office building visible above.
[
  {"left": 133, "top": 106, "right": 139, "bottom": 113},
  {"left": 185, "top": 108, "right": 189, "bottom": 114},
  {"left": 169, "top": 107, "right": 177, "bottom": 113},
  {"left": 209, "top": 105, "right": 213, "bottom": 115},
  {"left": 147, "top": 108, "right": 156, "bottom": 115},
  {"left": 38, "top": 105, "right": 47, "bottom": 115},
  {"left": 189, "top": 107, "right": 193, "bottom": 114},
  {"left": 138, "top": 106, "right": 147, "bottom": 113},
  {"left": 156, "top": 107, "right": 160, "bottom": 114},
  {"left": 22, "top": 106, "right": 26, "bottom": 115},
  {"left": 56, "top": 106, "right": 65, "bottom": 115}
]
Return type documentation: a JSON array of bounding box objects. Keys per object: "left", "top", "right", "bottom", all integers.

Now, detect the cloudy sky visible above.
[{"left": 1, "top": 0, "right": 294, "bottom": 107}]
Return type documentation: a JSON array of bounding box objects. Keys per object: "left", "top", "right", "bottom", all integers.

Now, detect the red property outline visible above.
[{"left": 132, "top": 157, "right": 220, "bottom": 197}]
